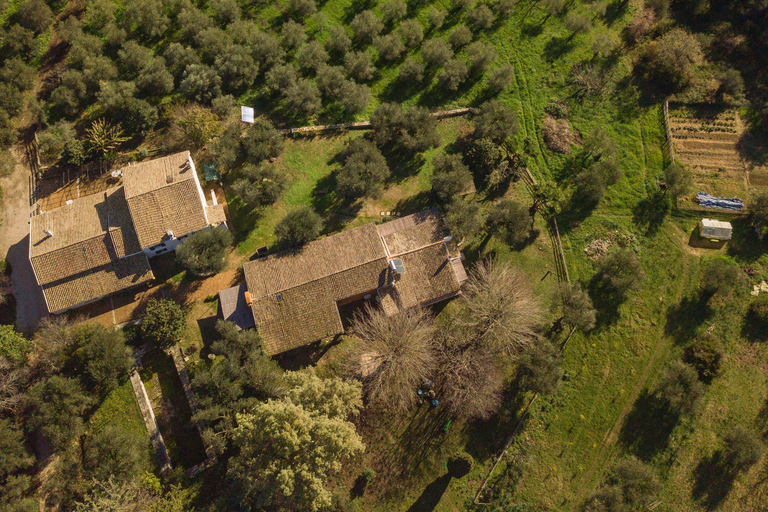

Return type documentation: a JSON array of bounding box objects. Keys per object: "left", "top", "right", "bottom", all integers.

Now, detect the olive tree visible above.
[
  {"left": 337, "top": 138, "right": 390, "bottom": 199},
  {"left": 275, "top": 206, "right": 322, "bottom": 246},
  {"left": 431, "top": 152, "right": 472, "bottom": 203},
  {"left": 473, "top": 99, "right": 518, "bottom": 143},
  {"left": 141, "top": 299, "right": 186, "bottom": 349},
  {"left": 350, "top": 10, "right": 384, "bottom": 44},
  {"left": 487, "top": 199, "right": 530, "bottom": 247}
]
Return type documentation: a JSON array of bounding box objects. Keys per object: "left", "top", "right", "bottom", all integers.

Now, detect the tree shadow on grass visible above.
[
  {"left": 587, "top": 276, "right": 626, "bottom": 328},
  {"left": 618, "top": 391, "right": 679, "bottom": 461},
  {"left": 602, "top": 0, "right": 629, "bottom": 26},
  {"left": 664, "top": 294, "right": 710, "bottom": 344},
  {"left": 543, "top": 36, "right": 575, "bottom": 62},
  {"left": 384, "top": 151, "right": 427, "bottom": 182},
  {"left": 394, "top": 191, "right": 436, "bottom": 215},
  {"left": 405, "top": 474, "right": 452, "bottom": 512},
  {"left": 692, "top": 453, "right": 738, "bottom": 511},
  {"left": 632, "top": 191, "right": 670, "bottom": 236},
  {"left": 742, "top": 307, "right": 768, "bottom": 343},
  {"left": 464, "top": 380, "right": 529, "bottom": 462}
]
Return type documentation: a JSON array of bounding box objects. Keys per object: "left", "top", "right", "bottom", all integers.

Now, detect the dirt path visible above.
[{"left": 0, "top": 147, "right": 48, "bottom": 332}]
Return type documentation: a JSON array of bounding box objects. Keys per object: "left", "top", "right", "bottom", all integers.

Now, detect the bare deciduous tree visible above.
[
  {"left": 0, "top": 357, "right": 29, "bottom": 413},
  {"left": 347, "top": 307, "right": 436, "bottom": 411},
  {"left": 459, "top": 259, "right": 543, "bottom": 355}
]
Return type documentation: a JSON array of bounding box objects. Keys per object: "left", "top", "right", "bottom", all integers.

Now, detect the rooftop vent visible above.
[
  {"left": 390, "top": 259, "right": 405, "bottom": 275},
  {"left": 275, "top": 293, "right": 284, "bottom": 303},
  {"left": 43, "top": 229, "right": 54, "bottom": 237},
  {"left": 167, "top": 230, "right": 175, "bottom": 240},
  {"left": 244, "top": 290, "right": 253, "bottom": 307},
  {"left": 166, "top": 172, "right": 173, "bottom": 184}
]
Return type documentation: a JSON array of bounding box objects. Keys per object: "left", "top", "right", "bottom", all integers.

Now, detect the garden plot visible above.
[{"left": 668, "top": 104, "right": 768, "bottom": 203}]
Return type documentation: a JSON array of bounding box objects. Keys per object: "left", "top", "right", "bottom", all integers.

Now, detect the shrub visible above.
[
  {"left": 487, "top": 199, "right": 530, "bottom": 247},
  {"left": 700, "top": 258, "right": 744, "bottom": 299},
  {"left": 473, "top": 99, "right": 518, "bottom": 143},
  {"left": 448, "top": 24, "right": 473, "bottom": 49},
  {"left": 176, "top": 228, "right": 232, "bottom": 277},
  {"left": 432, "top": 153, "right": 472, "bottom": 203},
  {"left": 516, "top": 340, "right": 563, "bottom": 395},
  {"left": 422, "top": 38, "right": 453, "bottom": 68},
  {"left": 438, "top": 59, "right": 468, "bottom": 91},
  {"left": 380, "top": 0, "right": 407, "bottom": 24},
  {"left": 445, "top": 198, "right": 483, "bottom": 243},
  {"left": 374, "top": 34, "right": 405, "bottom": 62},
  {"left": 275, "top": 207, "right": 322, "bottom": 246},
  {"left": 351, "top": 11, "right": 384, "bottom": 44},
  {"left": 488, "top": 64, "right": 514, "bottom": 93},
  {"left": 427, "top": 7, "right": 446, "bottom": 29},
  {"left": 325, "top": 25, "right": 351, "bottom": 56},
  {"left": 607, "top": 458, "right": 660, "bottom": 507},
  {"left": 399, "top": 19, "right": 424, "bottom": 47},
  {"left": 37, "top": 122, "right": 76, "bottom": 162},
  {"left": 242, "top": 119, "right": 284, "bottom": 162},
  {"left": 467, "top": 4, "right": 495, "bottom": 31},
  {"left": 447, "top": 452, "right": 474, "bottom": 477},
  {"left": 398, "top": 57, "right": 425, "bottom": 84},
  {"left": 337, "top": 139, "right": 390, "bottom": 199},
  {"left": 595, "top": 249, "right": 644, "bottom": 296},
  {"left": 345, "top": 51, "right": 377, "bottom": 81},
  {"left": 654, "top": 360, "right": 705, "bottom": 415},
  {"left": 683, "top": 335, "right": 723, "bottom": 384},
  {"left": 574, "top": 169, "right": 607, "bottom": 206},
  {"left": 141, "top": 298, "right": 186, "bottom": 349},
  {"left": 175, "top": 105, "right": 222, "bottom": 150},
  {"left": 751, "top": 192, "right": 768, "bottom": 236},
  {"left": 232, "top": 164, "right": 288, "bottom": 208},
  {"left": 747, "top": 295, "right": 768, "bottom": 338},
  {"left": 626, "top": 7, "right": 655, "bottom": 44}
]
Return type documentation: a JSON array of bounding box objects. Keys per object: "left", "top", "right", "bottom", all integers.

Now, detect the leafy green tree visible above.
[
  {"left": 179, "top": 64, "right": 223, "bottom": 103},
  {"left": 14, "top": 0, "right": 53, "bottom": 33},
  {"left": 606, "top": 458, "right": 660, "bottom": 508},
  {"left": 215, "top": 44, "right": 258, "bottom": 94},
  {"left": 337, "top": 81, "right": 371, "bottom": 114},
  {"left": 467, "top": 4, "right": 495, "bottom": 30},
  {"left": 164, "top": 43, "right": 201, "bottom": 80},
  {"left": 281, "top": 20, "right": 307, "bottom": 51},
  {"left": 721, "top": 426, "right": 763, "bottom": 473},
  {"left": 121, "top": 0, "right": 169, "bottom": 39},
  {"left": 654, "top": 360, "right": 705, "bottom": 415},
  {"left": 83, "top": 425, "right": 147, "bottom": 483},
  {"left": 275, "top": 206, "right": 322, "bottom": 246},
  {"left": 344, "top": 51, "right": 377, "bottom": 81},
  {"left": 350, "top": 10, "right": 384, "bottom": 44},
  {"left": 683, "top": 335, "right": 723, "bottom": 384},
  {"left": 26, "top": 375, "right": 92, "bottom": 451},
  {"left": 141, "top": 299, "right": 186, "bottom": 349},
  {"left": 565, "top": 11, "right": 592, "bottom": 35},
  {"left": 557, "top": 284, "right": 596, "bottom": 332},
  {"left": 487, "top": 199, "right": 530, "bottom": 247},
  {"left": 175, "top": 105, "right": 222, "bottom": 150},
  {"left": 640, "top": 29, "right": 703, "bottom": 93},
  {"left": 463, "top": 137, "right": 505, "bottom": 178},
  {"left": 380, "top": 0, "right": 407, "bottom": 24},
  {"left": 398, "top": 57, "right": 425, "bottom": 84},
  {"left": 595, "top": 249, "right": 644, "bottom": 297},
  {"left": 750, "top": 192, "right": 768, "bottom": 237},
  {"left": 297, "top": 41, "right": 329, "bottom": 72},
  {"left": 531, "top": 179, "right": 564, "bottom": 218},
  {"left": 445, "top": 198, "right": 483, "bottom": 243},
  {"left": 370, "top": 103, "right": 440, "bottom": 154},
  {"left": 422, "top": 38, "right": 453, "bottom": 68},
  {"left": 0, "top": 325, "right": 31, "bottom": 364},
  {"left": 663, "top": 163, "right": 692, "bottom": 199},
  {"left": 448, "top": 24, "right": 473, "bottom": 49},
  {"left": 176, "top": 6, "right": 215, "bottom": 43},
  {"left": 176, "top": 228, "right": 233, "bottom": 277},
  {"left": 0, "top": 419, "right": 34, "bottom": 510},
  {"left": 493, "top": 0, "right": 518, "bottom": 18},
  {"left": 72, "top": 478, "right": 159, "bottom": 512},
  {"left": 574, "top": 168, "right": 607, "bottom": 206},
  {"left": 284, "top": 79, "right": 322, "bottom": 118},
  {"left": 427, "top": 7, "right": 446, "bottom": 29},
  {"left": 1, "top": 57, "right": 35, "bottom": 92},
  {"left": 399, "top": 19, "right": 424, "bottom": 47},
  {"left": 473, "top": 99, "right": 518, "bottom": 143},
  {"left": 228, "top": 370, "right": 364, "bottom": 512},
  {"left": 466, "top": 41, "right": 497, "bottom": 75},
  {"left": 432, "top": 152, "right": 472, "bottom": 203},
  {"left": 700, "top": 258, "right": 745, "bottom": 300},
  {"left": 325, "top": 25, "right": 351, "bottom": 56},
  {"left": 266, "top": 63, "right": 299, "bottom": 94},
  {"left": 209, "top": 123, "right": 243, "bottom": 172},
  {"left": 286, "top": 0, "right": 317, "bottom": 19},
  {"left": 374, "top": 34, "right": 405, "bottom": 62},
  {"left": 69, "top": 324, "right": 131, "bottom": 394},
  {"left": 337, "top": 139, "right": 390, "bottom": 199},
  {"left": 211, "top": 0, "right": 241, "bottom": 25},
  {"left": 232, "top": 163, "right": 288, "bottom": 209},
  {"left": 85, "top": 119, "right": 128, "bottom": 160},
  {"left": 252, "top": 32, "right": 285, "bottom": 71},
  {"left": 438, "top": 59, "right": 468, "bottom": 91},
  {"left": 316, "top": 65, "right": 346, "bottom": 98},
  {"left": 516, "top": 340, "right": 563, "bottom": 395},
  {"left": 242, "top": 119, "right": 284, "bottom": 162}
]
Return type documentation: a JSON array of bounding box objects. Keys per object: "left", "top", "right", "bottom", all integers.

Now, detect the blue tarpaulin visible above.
[
  {"left": 202, "top": 162, "right": 221, "bottom": 182},
  {"left": 696, "top": 192, "right": 743, "bottom": 211}
]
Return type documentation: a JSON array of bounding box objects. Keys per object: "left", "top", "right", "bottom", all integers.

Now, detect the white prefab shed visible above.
[{"left": 700, "top": 218, "right": 732, "bottom": 240}]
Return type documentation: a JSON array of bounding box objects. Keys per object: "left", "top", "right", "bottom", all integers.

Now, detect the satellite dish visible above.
[{"left": 241, "top": 106, "right": 254, "bottom": 123}]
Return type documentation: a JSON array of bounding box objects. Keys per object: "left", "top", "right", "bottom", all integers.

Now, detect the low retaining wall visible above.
[{"left": 129, "top": 369, "right": 172, "bottom": 476}]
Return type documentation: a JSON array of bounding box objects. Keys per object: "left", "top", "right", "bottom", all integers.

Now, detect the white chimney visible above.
[
  {"left": 44, "top": 229, "right": 54, "bottom": 237},
  {"left": 167, "top": 230, "right": 175, "bottom": 240}
]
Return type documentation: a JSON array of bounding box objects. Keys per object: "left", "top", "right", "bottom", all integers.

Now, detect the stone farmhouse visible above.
[
  {"left": 29, "top": 151, "right": 227, "bottom": 314},
  {"left": 219, "top": 209, "right": 468, "bottom": 356}
]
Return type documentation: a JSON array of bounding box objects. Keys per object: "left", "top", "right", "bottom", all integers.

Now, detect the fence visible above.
[{"left": 662, "top": 99, "right": 675, "bottom": 165}]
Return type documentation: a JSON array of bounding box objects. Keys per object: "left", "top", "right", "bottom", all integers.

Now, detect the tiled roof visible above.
[
  {"left": 242, "top": 210, "right": 467, "bottom": 356},
  {"left": 205, "top": 204, "right": 227, "bottom": 225},
  {"left": 40, "top": 252, "right": 153, "bottom": 313},
  {"left": 218, "top": 284, "right": 256, "bottom": 330},
  {"left": 126, "top": 180, "right": 209, "bottom": 249},
  {"left": 122, "top": 152, "right": 195, "bottom": 198}
]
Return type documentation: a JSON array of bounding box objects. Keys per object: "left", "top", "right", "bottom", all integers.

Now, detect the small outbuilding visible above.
[{"left": 699, "top": 218, "right": 732, "bottom": 241}]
